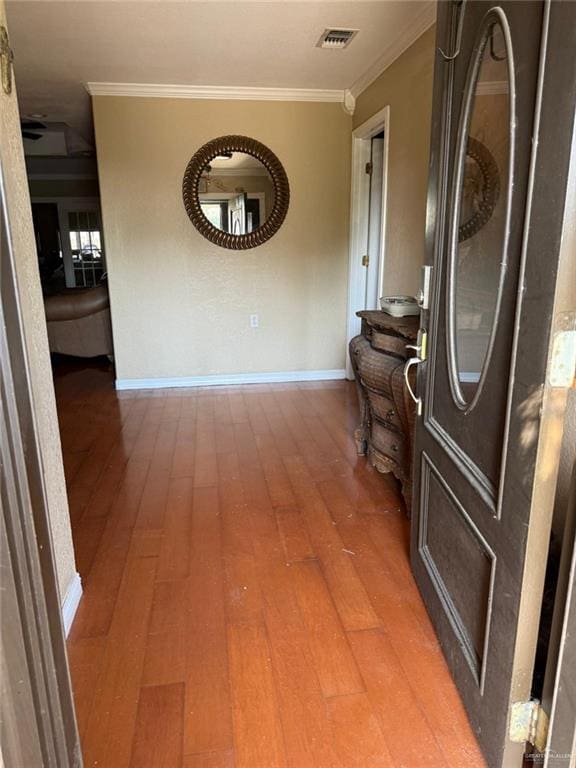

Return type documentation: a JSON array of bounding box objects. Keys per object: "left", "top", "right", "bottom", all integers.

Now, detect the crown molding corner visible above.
[
  {"left": 349, "top": 1, "right": 437, "bottom": 99},
  {"left": 86, "top": 82, "right": 346, "bottom": 105},
  {"left": 342, "top": 89, "right": 356, "bottom": 116}
]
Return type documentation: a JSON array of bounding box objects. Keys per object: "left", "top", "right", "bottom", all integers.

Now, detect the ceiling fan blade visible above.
[
  {"left": 21, "top": 119, "right": 47, "bottom": 130},
  {"left": 22, "top": 131, "right": 43, "bottom": 141}
]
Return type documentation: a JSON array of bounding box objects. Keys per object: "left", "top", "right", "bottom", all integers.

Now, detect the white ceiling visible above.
[
  {"left": 6, "top": 0, "right": 435, "bottom": 142},
  {"left": 211, "top": 152, "right": 264, "bottom": 170}
]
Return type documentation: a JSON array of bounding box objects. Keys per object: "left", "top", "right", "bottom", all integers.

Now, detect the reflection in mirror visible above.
[
  {"left": 198, "top": 152, "right": 275, "bottom": 235},
  {"left": 454, "top": 19, "right": 510, "bottom": 404}
]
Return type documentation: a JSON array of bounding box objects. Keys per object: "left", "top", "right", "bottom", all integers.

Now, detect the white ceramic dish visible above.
[{"left": 380, "top": 295, "right": 420, "bottom": 317}]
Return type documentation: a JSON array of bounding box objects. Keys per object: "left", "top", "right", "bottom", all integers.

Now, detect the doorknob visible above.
[
  {"left": 404, "top": 356, "right": 423, "bottom": 416},
  {"left": 404, "top": 329, "right": 427, "bottom": 416}
]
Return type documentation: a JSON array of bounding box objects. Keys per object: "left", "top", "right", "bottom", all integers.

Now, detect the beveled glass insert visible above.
[{"left": 452, "top": 20, "right": 511, "bottom": 405}]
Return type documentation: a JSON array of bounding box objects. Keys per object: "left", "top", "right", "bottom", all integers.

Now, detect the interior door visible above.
[
  {"left": 229, "top": 191, "right": 247, "bottom": 235},
  {"left": 365, "top": 134, "right": 384, "bottom": 309},
  {"left": 410, "top": 1, "right": 576, "bottom": 766}
]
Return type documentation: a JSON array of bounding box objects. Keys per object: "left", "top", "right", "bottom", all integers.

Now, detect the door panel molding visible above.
[
  {"left": 424, "top": 0, "right": 543, "bottom": 501},
  {"left": 445, "top": 7, "right": 516, "bottom": 413},
  {"left": 418, "top": 453, "right": 496, "bottom": 692},
  {"left": 426, "top": 414, "right": 498, "bottom": 511}
]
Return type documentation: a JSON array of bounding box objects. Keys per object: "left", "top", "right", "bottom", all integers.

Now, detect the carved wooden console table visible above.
[{"left": 349, "top": 311, "right": 419, "bottom": 511}]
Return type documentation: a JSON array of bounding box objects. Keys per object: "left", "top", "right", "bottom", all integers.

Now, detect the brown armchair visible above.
[{"left": 44, "top": 283, "right": 114, "bottom": 358}]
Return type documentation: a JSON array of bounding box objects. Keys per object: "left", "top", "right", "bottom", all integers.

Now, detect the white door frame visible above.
[{"left": 346, "top": 106, "right": 390, "bottom": 378}]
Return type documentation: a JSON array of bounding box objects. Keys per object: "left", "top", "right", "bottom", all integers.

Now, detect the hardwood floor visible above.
[{"left": 57, "top": 358, "right": 486, "bottom": 768}]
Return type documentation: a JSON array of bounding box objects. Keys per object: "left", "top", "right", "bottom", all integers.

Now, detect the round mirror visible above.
[{"left": 182, "top": 136, "right": 289, "bottom": 249}]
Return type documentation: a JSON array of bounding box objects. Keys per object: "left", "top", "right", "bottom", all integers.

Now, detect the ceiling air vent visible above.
[{"left": 316, "top": 28, "right": 358, "bottom": 50}]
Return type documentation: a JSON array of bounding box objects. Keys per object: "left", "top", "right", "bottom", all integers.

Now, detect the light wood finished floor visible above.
[{"left": 58, "top": 359, "right": 486, "bottom": 768}]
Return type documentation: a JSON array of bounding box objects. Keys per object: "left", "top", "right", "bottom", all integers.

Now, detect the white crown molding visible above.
[
  {"left": 349, "top": 1, "right": 437, "bottom": 99},
  {"left": 86, "top": 82, "right": 347, "bottom": 105},
  {"left": 86, "top": 7, "right": 439, "bottom": 115},
  {"left": 115, "top": 369, "right": 347, "bottom": 391}
]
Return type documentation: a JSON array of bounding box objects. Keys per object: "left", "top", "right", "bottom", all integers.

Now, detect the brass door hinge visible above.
[
  {"left": 1, "top": 26, "right": 14, "bottom": 95},
  {"left": 361, "top": 254, "right": 369, "bottom": 267},
  {"left": 365, "top": 161, "right": 373, "bottom": 175},
  {"left": 509, "top": 700, "right": 549, "bottom": 753}
]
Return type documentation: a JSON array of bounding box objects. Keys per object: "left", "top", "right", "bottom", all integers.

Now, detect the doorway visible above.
[
  {"left": 346, "top": 106, "right": 390, "bottom": 376},
  {"left": 31, "top": 197, "right": 106, "bottom": 294}
]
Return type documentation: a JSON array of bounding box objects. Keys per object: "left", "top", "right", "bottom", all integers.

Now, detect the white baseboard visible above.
[
  {"left": 61, "top": 572, "right": 82, "bottom": 637},
  {"left": 115, "top": 368, "right": 347, "bottom": 391}
]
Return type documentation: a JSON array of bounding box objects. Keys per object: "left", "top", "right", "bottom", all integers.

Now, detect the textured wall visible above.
[
  {"left": 353, "top": 25, "right": 436, "bottom": 298},
  {"left": 93, "top": 97, "right": 352, "bottom": 382},
  {"left": 0, "top": 1, "right": 76, "bottom": 601}
]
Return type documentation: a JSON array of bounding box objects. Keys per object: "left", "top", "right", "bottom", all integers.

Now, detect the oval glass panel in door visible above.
[{"left": 450, "top": 16, "right": 512, "bottom": 407}]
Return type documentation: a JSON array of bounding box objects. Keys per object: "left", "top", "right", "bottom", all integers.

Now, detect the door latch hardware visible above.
[
  {"left": 404, "top": 357, "right": 422, "bottom": 416},
  {"left": 407, "top": 329, "right": 428, "bottom": 362},
  {"left": 362, "top": 254, "right": 369, "bottom": 267},
  {"left": 365, "top": 162, "right": 373, "bottom": 176},
  {"left": 418, "top": 265, "right": 433, "bottom": 310},
  {"left": 509, "top": 700, "right": 549, "bottom": 752},
  {"left": 1, "top": 26, "right": 14, "bottom": 95},
  {"left": 404, "top": 330, "right": 427, "bottom": 417}
]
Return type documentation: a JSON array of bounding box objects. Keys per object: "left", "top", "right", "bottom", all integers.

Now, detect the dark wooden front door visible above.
[{"left": 410, "top": 1, "right": 576, "bottom": 766}]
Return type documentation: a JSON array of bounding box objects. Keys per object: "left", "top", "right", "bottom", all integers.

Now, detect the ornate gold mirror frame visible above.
[{"left": 182, "top": 135, "right": 290, "bottom": 250}]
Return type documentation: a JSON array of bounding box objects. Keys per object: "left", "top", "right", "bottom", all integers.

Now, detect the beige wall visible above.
[
  {"left": 354, "top": 25, "right": 436, "bottom": 297},
  {"left": 93, "top": 97, "right": 351, "bottom": 382},
  {"left": 1, "top": 1, "right": 76, "bottom": 601}
]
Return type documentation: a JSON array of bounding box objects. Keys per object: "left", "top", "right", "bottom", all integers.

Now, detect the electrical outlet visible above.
[{"left": 250, "top": 314, "right": 259, "bottom": 328}]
